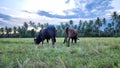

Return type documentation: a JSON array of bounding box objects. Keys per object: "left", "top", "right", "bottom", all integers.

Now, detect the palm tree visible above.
[
  {"left": 81, "top": 21, "right": 87, "bottom": 36},
  {"left": 31, "top": 29, "right": 35, "bottom": 37},
  {"left": 69, "top": 20, "right": 73, "bottom": 27},
  {"left": 56, "top": 25, "right": 63, "bottom": 37},
  {"left": 13, "top": 26, "right": 17, "bottom": 37},
  {"left": 29, "top": 21, "right": 37, "bottom": 29},
  {"left": 60, "top": 22, "right": 65, "bottom": 30},
  {"left": 24, "top": 22, "right": 28, "bottom": 30},
  {"left": 8, "top": 28, "right": 12, "bottom": 37},
  {"left": 5, "top": 26, "right": 9, "bottom": 37},
  {"left": 65, "top": 22, "right": 70, "bottom": 27},
  {"left": 44, "top": 23, "right": 49, "bottom": 28},
  {"left": 111, "top": 11, "right": 118, "bottom": 36},
  {"left": 89, "top": 20, "right": 94, "bottom": 36},
  {"left": 112, "top": 11, "right": 118, "bottom": 21},
  {"left": 108, "top": 23, "right": 112, "bottom": 36},
  {"left": 77, "top": 20, "right": 82, "bottom": 36},
  {"left": 0, "top": 27, "right": 4, "bottom": 37},
  {"left": 102, "top": 18, "right": 106, "bottom": 26},
  {"left": 18, "top": 26, "right": 22, "bottom": 37},
  {"left": 95, "top": 17, "right": 102, "bottom": 37},
  {"left": 37, "top": 22, "right": 41, "bottom": 27},
  {"left": 102, "top": 18, "right": 107, "bottom": 36},
  {"left": 0, "top": 27, "right": 4, "bottom": 34},
  {"left": 118, "top": 15, "right": 120, "bottom": 36},
  {"left": 23, "top": 22, "right": 28, "bottom": 37}
]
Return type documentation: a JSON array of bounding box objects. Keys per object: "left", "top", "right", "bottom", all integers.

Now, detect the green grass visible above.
[{"left": 0, "top": 38, "right": 120, "bottom": 68}]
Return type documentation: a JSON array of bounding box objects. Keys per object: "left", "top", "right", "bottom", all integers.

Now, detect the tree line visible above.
[{"left": 0, "top": 11, "right": 120, "bottom": 38}]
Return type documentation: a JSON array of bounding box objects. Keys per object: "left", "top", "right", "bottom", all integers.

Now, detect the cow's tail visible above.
[{"left": 66, "top": 27, "right": 69, "bottom": 35}]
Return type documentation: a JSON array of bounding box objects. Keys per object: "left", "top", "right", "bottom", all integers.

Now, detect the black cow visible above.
[{"left": 34, "top": 25, "right": 56, "bottom": 47}]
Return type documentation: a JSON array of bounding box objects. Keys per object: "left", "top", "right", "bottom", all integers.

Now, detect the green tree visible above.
[
  {"left": 0, "top": 27, "right": 4, "bottom": 37},
  {"left": 23, "top": 22, "right": 29, "bottom": 37},
  {"left": 56, "top": 25, "right": 63, "bottom": 37},
  {"left": 0, "top": 27, "right": 4, "bottom": 34},
  {"left": 117, "top": 15, "right": 120, "bottom": 36},
  {"left": 44, "top": 23, "right": 49, "bottom": 27},
  {"left": 29, "top": 21, "right": 37, "bottom": 29},
  {"left": 95, "top": 17, "right": 102, "bottom": 37},
  {"left": 116, "top": 15, "right": 120, "bottom": 36},
  {"left": 13, "top": 26, "right": 17, "bottom": 37},
  {"left": 102, "top": 18, "right": 106, "bottom": 25},
  {"left": 102, "top": 18, "right": 107, "bottom": 36},
  {"left": 69, "top": 20, "right": 73, "bottom": 27},
  {"left": 37, "top": 22, "right": 41, "bottom": 27},
  {"left": 60, "top": 22, "right": 65, "bottom": 30},
  {"left": 24, "top": 22, "right": 28, "bottom": 30},
  {"left": 65, "top": 22, "right": 70, "bottom": 27},
  {"left": 5, "top": 26, "right": 9, "bottom": 37},
  {"left": 108, "top": 23, "right": 112, "bottom": 36},
  {"left": 87, "top": 20, "right": 94, "bottom": 36},
  {"left": 8, "top": 28, "right": 12, "bottom": 37},
  {"left": 111, "top": 11, "right": 118, "bottom": 36},
  {"left": 84, "top": 20, "right": 93, "bottom": 37},
  {"left": 74, "top": 25, "right": 77, "bottom": 29},
  {"left": 18, "top": 26, "right": 22, "bottom": 37},
  {"left": 77, "top": 20, "right": 82, "bottom": 36},
  {"left": 31, "top": 29, "right": 35, "bottom": 37},
  {"left": 81, "top": 21, "right": 87, "bottom": 36}
]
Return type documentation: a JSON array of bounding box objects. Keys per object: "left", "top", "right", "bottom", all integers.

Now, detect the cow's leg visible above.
[
  {"left": 51, "top": 37, "right": 56, "bottom": 48},
  {"left": 71, "top": 38, "right": 73, "bottom": 43},
  {"left": 41, "top": 38, "right": 44, "bottom": 46},
  {"left": 52, "top": 38, "right": 54, "bottom": 45},
  {"left": 75, "top": 38, "right": 77, "bottom": 43},
  {"left": 66, "top": 37, "right": 70, "bottom": 47},
  {"left": 54, "top": 38, "right": 56, "bottom": 43},
  {"left": 63, "top": 36, "right": 67, "bottom": 43},
  {"left": 75, "top": 36, "right": 78, "bottom": 43},
  {"left": 42, "top": 40, "right": 43, "bottom": 46},
  {"left": 63, "top": 38, "right": 66, "bottom": 43},
  {"left": 47, "top": 39, "right": 49, "bottom": 43}
]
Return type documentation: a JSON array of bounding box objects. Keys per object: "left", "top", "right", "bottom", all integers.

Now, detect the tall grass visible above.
[{"left": 0, "top": 38, "right": 120, "bottom": 68}]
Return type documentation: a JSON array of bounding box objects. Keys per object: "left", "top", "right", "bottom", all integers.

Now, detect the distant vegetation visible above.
[{"left": 0, "top": 11, "right": 120, "bottom": 38}]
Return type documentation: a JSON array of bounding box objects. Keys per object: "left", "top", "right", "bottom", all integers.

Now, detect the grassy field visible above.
[{"left": 0, "top": 38, "right": 120, "bottom": 68}]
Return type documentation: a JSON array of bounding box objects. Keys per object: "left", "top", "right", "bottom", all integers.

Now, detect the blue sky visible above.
[{"left": 0, "top": 0, "right": 120, "bottom": 27}]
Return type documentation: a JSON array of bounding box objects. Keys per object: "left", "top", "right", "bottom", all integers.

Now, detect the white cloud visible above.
[
  {"left": 0, "top": 0, "right": 120, "bottom": 27},
  {"left": 111, "top": 0, "right": 120, "bottom": 10},
  {"left": 23, "top": 0, "right": 75, "bottom": 15},
  {"left": 0, "top": 18, "right": 3, "bottom": 21}
]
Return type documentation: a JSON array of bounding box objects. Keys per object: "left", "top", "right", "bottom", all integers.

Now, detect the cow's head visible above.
[{"left": 34, "top": 36, "right": 42, "bottom": 45}]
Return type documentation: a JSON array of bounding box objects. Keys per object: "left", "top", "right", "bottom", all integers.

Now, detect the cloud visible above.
[
  {"left": 65, "top": 0, "right": 70, "bottom": 4},
  {"left": 37, "top": 0, "right": 114, "bottom": 19},
  {"left": 0, "top": 13, "right": 13, "bottom": 20},
  {"left": 22, "top": 10, "right": 33, "bottom": 14},
  {"left": 71, "top": 0, "right": 114, "bottom": 18},
  {"left": 85, "top": 0, "right": 113, "bottom": 13},
  {"left": 37, "top": 10, "right": 80, "bottom": 19},
  {"left": 0, "top": 20, "right": 14, "bottom": 27}
]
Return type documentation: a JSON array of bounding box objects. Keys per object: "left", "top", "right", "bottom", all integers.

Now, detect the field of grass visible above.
[{"left": 0, "top": 38, "right": 120, "bottom": 68}]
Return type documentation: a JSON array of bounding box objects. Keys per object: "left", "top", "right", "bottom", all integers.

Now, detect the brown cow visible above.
[{"left": 64, "top": 27, "right": 78, "bottom": 47}]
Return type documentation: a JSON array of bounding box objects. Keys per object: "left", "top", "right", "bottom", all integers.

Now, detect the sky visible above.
[{"left": 0, "top": 0, "right": 120, "bottom": 27}]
